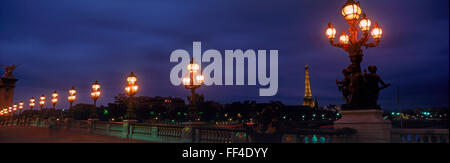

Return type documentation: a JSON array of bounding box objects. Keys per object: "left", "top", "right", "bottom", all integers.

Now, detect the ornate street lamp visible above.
[
  {"left": 183, "top": 59, "right": 204, "bottom": 105},
  {"left": 91, "top": 81, "right": 101, "bottom": 107},
  {"left": 29, "top": 97, "right": 36, "bottom": 110},
  {"left": 326, "top": 0, "right": 387, "bottom": 109},
  {"left": 326, "top": 0, "right": 383, "bottom": 74},
  {"left": 68, "top": 86, "right": 76, "bottom": 109},
  {"left": 90, "top": 81, "right": 101, "bottom": 119},
  {"left": 18, "top": 101, "right": 24, "bottom": 115},
  {"left": 12, "top": 104, "right": 17, "bottom": 120},
  {"left": 39, "top": 94, "right": 45, "bottom": 110},
  {"left": 124, "top": 72, "right": 139, "bottom": 120},
  {"left": 182, "top": 59, "right": 205, "bottom": 121},
  {"left": 8, "top": 107, "right": 12, "bottom": 117},
  {"left": 51, "top": 91, "right": 58, "bottom": 110}
]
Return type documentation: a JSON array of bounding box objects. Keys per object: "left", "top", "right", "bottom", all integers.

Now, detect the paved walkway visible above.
[{"left": 0, "top": 126, "right": 150, "bottom": 143}]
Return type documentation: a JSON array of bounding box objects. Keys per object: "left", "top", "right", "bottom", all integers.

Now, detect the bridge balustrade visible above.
[{"left": 1, "top": 117, "right": 448, "bottom": 143}]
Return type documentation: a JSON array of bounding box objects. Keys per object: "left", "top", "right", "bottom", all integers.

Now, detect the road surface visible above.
[{"left": 0, "top": 126, "right": 151, "bottom": 143}]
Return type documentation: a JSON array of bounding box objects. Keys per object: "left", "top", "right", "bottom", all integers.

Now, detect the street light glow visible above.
[
  {"left": 339, "top": 31, "right": 350, "bottom": 45},
  {"left": 326, "top": 23, "right": 336, "bottom": 39},
  {"left": 342, "top": 0, "right": 361, "bottom": 21},
  {"left": 371, "top": 22, "right": 383, "bottom": 39},
  {"left": 125, "top": 72, "right": 139, "bottom": 96},
  {"left": 359, "top": 14, "right": 371, "bottom": 32}
]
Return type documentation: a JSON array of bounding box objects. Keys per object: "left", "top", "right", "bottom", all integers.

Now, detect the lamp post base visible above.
[
  {"left": 122, "top": 119, "right": 138, "bottom": 139},
  {"left": 187, "top": 105, "right": 200, "bottom": 121},
  {"left": 334, "top": 109, "right": 392, "bottom": 143},
  {"left": 125, "top": 109, "right": 136, "bottom": 120}
]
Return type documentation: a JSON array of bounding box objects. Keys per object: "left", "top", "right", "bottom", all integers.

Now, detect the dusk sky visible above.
[{"left": 1, "top": 0, "right": 448, "bottom": 110}]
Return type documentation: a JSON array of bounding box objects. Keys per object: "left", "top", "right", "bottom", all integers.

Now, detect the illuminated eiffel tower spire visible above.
[{"left": 303, "top": 65, "right": 315, "bottom": 108}]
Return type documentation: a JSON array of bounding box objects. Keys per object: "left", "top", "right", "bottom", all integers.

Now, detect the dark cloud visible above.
[{"left": 0, "top": 0, "right": 448, "bottom": 110}]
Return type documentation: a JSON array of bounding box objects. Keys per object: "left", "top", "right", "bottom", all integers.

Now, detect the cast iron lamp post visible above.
[
  {"left": 28, "top": 97, "right": 36, "bottom": 119},
  {"left": 90, "top": 81, "right": 101, "bottom": 119},
  {"left": 18, "top": 101, "right": 24, "bottom": 114},
  {"left": 91, "top": 81, "right": 101, "bottom": 107},
  {"left": 326, "top": 0, "right": 386, "bottom": 109},
  {"left": 51, "top": 91, "right": 58, "bottom": 110},
  {"left": 12, "top": 104, "right": 17, "bottom": 119},
  {"left": 183, "top": 59, "right": 204, "bottom": 105},
  {"left": 68, "top": 87, "right": 76, "bottom": 109},
  {"left": 18, "top": 101, "right": 24, "bottom": 122},
  {"left": 39, "top": 94, "right": 45, "bottom": 110},
  {"left": 182, "top": 59, "right": 205, "bottom": 121},
  {"left": 124, "top": 72, "right": 139, "bottom": 120},
  {"left": 326, "top": 0, "right": 383, "bottom": 74},
  {"left": 29, "top": 97, "right": 35, "bottom": 110}
]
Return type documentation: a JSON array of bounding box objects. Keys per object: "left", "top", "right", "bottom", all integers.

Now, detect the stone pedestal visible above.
[
  {"left": 0, "top": 77, "right": 18, "bottom": 109},
  {"left": 122, "top": 120, "right": 138, "bottom": 138},
  {"left": 48, "top": 117, "right": 57, "bottom": 128},
  {"left": 334, "top": 109, "right": 392, "bottom": 143},
  {"left": 64, "top": 118, "right": 73, "bottom": 130},
  {"left": 88, "top": 118, "right": 99, "bottom": 133}
]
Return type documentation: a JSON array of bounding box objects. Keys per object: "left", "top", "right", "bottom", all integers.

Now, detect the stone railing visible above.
[
  {"left": 280, "top": 128, "right": 357, "bottom": 143},
  {"left": 0, "top": 117, "right": 354, "bottom": 143},
  {"left": 3, "top": 117, "right": 447, "bottom": 143},
  {"left": 61, "top": 119, "right": 250, "bottom": 143},
  {"left": 391, "top": 129, "right": 449, "bottom": 143},
  {"left": 0, "top": 116, "right": 50, "bottom": 127}
]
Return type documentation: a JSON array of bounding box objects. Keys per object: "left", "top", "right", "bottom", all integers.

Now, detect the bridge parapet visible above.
[
  {"left": 1, "top": 117, "right": 448, "bottom": 143},
  {"left": 391, "top": 129, "right": 449, "bottom": 143}
]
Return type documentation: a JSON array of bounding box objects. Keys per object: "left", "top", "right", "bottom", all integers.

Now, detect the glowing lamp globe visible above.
[
  {"left": 52, "top": 91, "right": 58, "bottom": 98},
  {"left": 132, "top": 85, "right": 139, "bottom": 92},
  {"left": 188, "top": 63, "right": 200, "bottom": 73},
  {"left": 91, "top": 91, "right": 101, "bottom": 98},
  {"left": 51, "top": 98, "right": 58, "bottom": 104},
  {"left": 342, "top": 0, "right": 362, "bottom": 21},
  {"left": 326, "top": 23, "right": 337, "bottom": 39},
  {"left": 40, "top": 95, "right": 46, "bottom": 101},
  {"left": 371, "top": 23, "right": 383, "bottom": 39},
  {"left": 125, "top": 85, "right": 138, "bottom": 96},
  {"left": 359, "top": 14, "right": 371, "bottom": 32},
  {"left": 196, "top": 75, "right": 205, "bottom": 83},
  {"left": 125, "top": 86, "right": 131, "bottom": 93},
  {"left": 69, "top": 87, "right": 76, "bottom": 95},
  {"left": 68, "top": 95, "right": 76, "bottom": 102},
  {"left": 183, "top": 77, "right": 191, "bottom": 85},
  {"left": 339, "top": 31, "right": 350, "bottom": 45},
  {"left": 127, "top": 72, "right": 137, "bottom": 85},
  {"left": 92, "top": 81, "right": 101, "bottom": 91}
]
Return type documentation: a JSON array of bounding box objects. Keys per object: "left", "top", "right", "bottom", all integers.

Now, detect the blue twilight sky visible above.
[{"left": 0, "top": 0, "right": 448, "bottom": 111}]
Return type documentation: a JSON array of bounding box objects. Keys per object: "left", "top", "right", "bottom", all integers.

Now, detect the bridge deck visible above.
[{"left": 0, "top": 126, "right": 151, "bottom": 143}]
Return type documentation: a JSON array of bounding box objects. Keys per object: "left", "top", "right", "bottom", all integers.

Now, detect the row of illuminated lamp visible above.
[
  {"left": 0, "top": 102, "right": 25, "bottom": 116},
  {"left": 2, "top": 61, "right": 201, "bottom": 116},
  {"left": 0, "top": 72, "right": 138, "bottom": 116}
]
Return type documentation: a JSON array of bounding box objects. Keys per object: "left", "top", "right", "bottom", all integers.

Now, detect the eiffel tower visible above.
[{"left": 302, "top": 65, "right": 315, "bottom": 108}]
